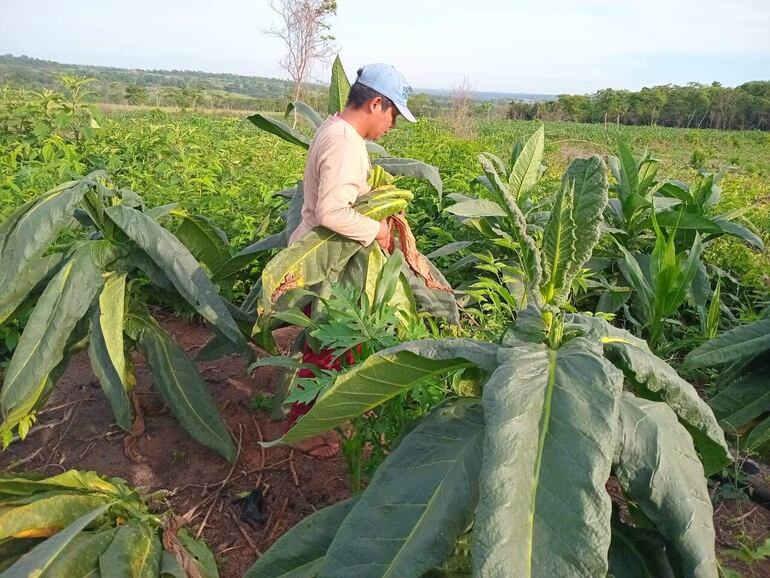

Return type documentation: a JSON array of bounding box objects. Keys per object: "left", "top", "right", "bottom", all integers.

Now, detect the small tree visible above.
[
  {"left": 124, "top": 84, "right": 148, "bottom": 106},
  {"left": 265, "top": 0, "right": 337, "bottom": 104},
  {"left": 448, "top": 75, "right": 475, "bottom": 138}
]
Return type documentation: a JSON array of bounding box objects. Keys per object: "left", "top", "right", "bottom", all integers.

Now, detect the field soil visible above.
[
  {"left": 0, "top": 314, "right": 768, "bottom": 577},
  {"left": 0, "top": 313, "right": 350, "bottom": 578}
]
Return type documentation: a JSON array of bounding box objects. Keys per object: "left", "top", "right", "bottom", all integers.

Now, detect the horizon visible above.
[{"left": 3, "top": 52, "right": 763, "bottom": 100}]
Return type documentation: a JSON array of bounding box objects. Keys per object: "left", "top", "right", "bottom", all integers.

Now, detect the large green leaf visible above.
[
  {"left": 0, "top": 471, "right": 117, "bottom": 502},
  {"left": 0, "top": 494, "right": 108, "bottom": 539},
  {"left": 285, "top": 182, "right": 305, "bottom": 239},
  {"left": 174, "top": 528, "right": 219, "bottom": 578},
  {"left": 213, "top": 231, "right": 286, "bottom": 281},
  {"left": 0, "top": 181, "right": 88, "bottom": 311},
  {"left": 540, "top": 179, "right": 576, "bottom": 304},
  {"left": 683, "top": 318, "right": 770, "bottom": 369},
  {"left": 286, "top": 101, "right": 323, "bottom": 128},
  {"left": 4, "top": 470, "right": 121, "bottom": 496},
  {"left": 608, "top": 513, "right": 675, "bottom": 578},
  {"left": 746, "top": 412, "right": 770, "bottom": 450},
  {"left": 328, "top": 55, "right": 351, "bottom": 115},
  {"left": 160, "top": 551, "right": 186, "bottom": 578},
  {"left": 0, "top": 504, "right": 110, "bottom": 578},
  {"left": 320, "top": 399, "right": 484, "bottom": 577},
  {"left": 712, "top": 215, "right": 764, "bottom": 249},
  {"left": 637, "top": 155, "right": 660, "bottom": 194},
  {"left": 43, "top": 528, "right": 117, "bottom": 578},
  {"left": 0, "top": 253, "right": 63, "bottom": 326},
  {"left": 359, "top": 247, "right": 416, "bottom": 326},
  {"left": 88, "top": 273, "right": 132, "bottom": 431},
  {"left": 366, "top": 141, "right": 389, "bottom": 157},
  {"left": 99, "top": 521, "right": 161, "bottom": 578},
  {"left": 474, "top": 338, "right": 622, "bottom": 577},
  {"left": 657, "top": 181, "right": 693, "bottom": 205},
  {"left": 268, "top": 340, "right": 498, "bottom": 445},
  {"left": 124, "top": 248, "right": 174, "bottom": 292},
  {"left": 1, "top": 244, "right": 106, "bottom": 433},
  {"left": 649, "top": 210, "right": 723, "bottom": 233},
  {"left": 508, "top": 125, "right": 544, "bottom": 201},
  {"left": 0, "top": 538, "right": 41, "bottom": 573},
  {"left": 373, "top": 158, "right": 443, "bottom": 200},
  {"left": 566, "top": 314, "right": 730, "bottom": 476},
  {"left": 477, "top": 153, "right": 511, "bottom": 208},
  {"left": 244, "top": 497, "right": 358, "bottom": 578},
  {"left": 105, "top": 204, "right": 245, "bottom": 352},
  {"left": 401, "top": 262, "right": 459, "bottom": 324},
  {"left": 561, "top": 156, "right": 609, "bottom": 289},
  {"left": 425, "top": 241, "right": 474, "bottom": 259},
  {"left": 690, "top": 260, "right": 710, "bottom": 308},
  {"left": 617, "top": 142, "right": 639, "bottom": 201},
  {"left": 614, "top": 394, "right": 717, "bottom": 578},
  {"left": 708, "top": 366, "right": 770, "bottom": 438},
  {"left": 259, "top": 228, "right": 360, "bottom": 316},
  {"left": 445, "top": 199, "right": 506, "bottom": 218},
  {"left": 615, "top": 242, "right": 654, "bottom": 321},
  {"left": 247, "top": 113, "right": 311, "bottom": 150},
  {"left": 172, "top": 209, "right": 231, "bottom": 273},
  {"left": 145, "top": 202, "right": 180, "bottom": 220},
  {"left": 133, "top": 314, "right": 236, "bottom": 462}
]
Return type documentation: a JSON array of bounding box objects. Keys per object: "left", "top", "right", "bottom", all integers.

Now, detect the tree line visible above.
[
  {"left": 508, "top": 81, "right": 770, "bottom": 131},
  {"left": 3, "top": 55, "right": 767, "bottom": 130}
]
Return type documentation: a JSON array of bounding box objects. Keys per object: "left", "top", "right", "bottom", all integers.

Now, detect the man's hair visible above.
[{"left": 345, "top": 67, "right": 394, "bottom": 110}]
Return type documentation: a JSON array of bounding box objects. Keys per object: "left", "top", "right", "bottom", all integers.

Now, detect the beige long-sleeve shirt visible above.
[{"left": 288, "top": 116, "right": 380, "bottom": 246}]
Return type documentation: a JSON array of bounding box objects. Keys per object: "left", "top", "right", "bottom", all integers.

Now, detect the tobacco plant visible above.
[
  {"left": 247, "top": 155, "right": 730, "bottom": 577},
  {"left": 597, "top": 144, "right": 764, "bottom": 318},
  {"left": 684, "top": 308, "right": 770, "bottom": 451},
  {"left": 0, "top": 172, "right": 246, "bottom": 460},
  {"left": 615, "top": 214, "right": 703, "bottom": 350},
  {"left": 446, "top": 125, "right": 548, "bottom": 241},
  {"left": 0, "top": 469, "right": 217, "bottom": 577},
  {"left": 655, "top": 169, "right": 765, "bottom": 251}
]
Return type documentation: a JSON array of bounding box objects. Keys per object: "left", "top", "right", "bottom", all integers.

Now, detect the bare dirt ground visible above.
[
  {"left": 0, "top": 315, "right": 350, "bottom": 578},
  {"left": 0, "top": 314, "right": 768, "bottom": 577}
]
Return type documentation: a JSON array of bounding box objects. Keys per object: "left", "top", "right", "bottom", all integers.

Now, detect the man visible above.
[{"left": 287, "top": 63, "right": 416, "bottom": 457}]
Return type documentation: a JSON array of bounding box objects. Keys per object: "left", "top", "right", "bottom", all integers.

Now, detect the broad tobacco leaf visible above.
[{"left": 475, "top": 337, "right": 622, "bottom": 578}]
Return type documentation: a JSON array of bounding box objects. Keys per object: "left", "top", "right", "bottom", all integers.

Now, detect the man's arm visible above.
[{"left": 315, "top": 138, "right": 382, "bottom": 245}]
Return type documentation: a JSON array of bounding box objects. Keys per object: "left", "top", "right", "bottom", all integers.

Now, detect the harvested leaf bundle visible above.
[
  {"left": 255, "top": 177, "right": 459, "bottom": 330},
  {"left": 0, "top": 470, "right": 218, "bottom": 577}
]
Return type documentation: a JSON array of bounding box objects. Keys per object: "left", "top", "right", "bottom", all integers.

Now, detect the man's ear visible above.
[{"left": 368, "top": 96, "right": 383, "bottom": 113}]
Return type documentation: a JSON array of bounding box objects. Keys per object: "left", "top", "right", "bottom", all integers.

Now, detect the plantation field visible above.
[
  {"left": 2, "top": 84, "right": 770, "bottom": 578},
  {"left": 4, "top": 110, "right": 768, "bottom": 294}
]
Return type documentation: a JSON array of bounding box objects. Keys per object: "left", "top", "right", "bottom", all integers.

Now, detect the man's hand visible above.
[{"left": 375, "top": 219, "right": 391, "bottom": 250}]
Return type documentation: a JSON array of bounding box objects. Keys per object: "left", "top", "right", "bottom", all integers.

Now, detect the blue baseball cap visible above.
[{"left": 356, "top": 63, "right": 416, "bottom": 123}]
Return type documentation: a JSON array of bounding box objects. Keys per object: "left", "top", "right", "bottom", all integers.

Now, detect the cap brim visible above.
[{"left": 395, "top": 102, "right": 416, "bottom": 123}]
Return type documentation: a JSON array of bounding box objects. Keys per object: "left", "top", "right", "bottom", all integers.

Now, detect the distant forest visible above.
[
  {"left": 512, "top": 82, "right": 770, "bottom": 131},
  {"left": 2, "top": 54, "right": 768, "bottom": 130},
  {"left": 0, "top": 54, "right": 323, "bottom": 112}
]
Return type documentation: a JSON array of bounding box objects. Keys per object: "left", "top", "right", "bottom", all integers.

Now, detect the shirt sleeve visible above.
[{"left": 314, "top": 137, "right": 381, "bottom": 245}]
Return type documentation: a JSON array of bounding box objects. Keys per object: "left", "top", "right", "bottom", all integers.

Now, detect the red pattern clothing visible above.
[{"left": 285, "top": 341, "right": 360, "bottom": 429}]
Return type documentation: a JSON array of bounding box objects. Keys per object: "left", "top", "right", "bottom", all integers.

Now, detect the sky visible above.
[{"left": 1, "top": 0, "right": 769, "bottom": 95}]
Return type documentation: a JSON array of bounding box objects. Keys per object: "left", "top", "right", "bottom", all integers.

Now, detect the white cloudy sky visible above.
[{"left": 1, "top": 0, "right": 768, "bottom": 94}]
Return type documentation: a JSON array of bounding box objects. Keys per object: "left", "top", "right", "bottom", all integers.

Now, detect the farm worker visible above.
[{"left": 286, "top": 63, "right": 416, "bottom": 458}]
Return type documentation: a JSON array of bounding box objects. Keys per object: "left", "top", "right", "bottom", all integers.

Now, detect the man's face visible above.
[{"left": 367, "top": 97, "right": 399, "bottom": 140}]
